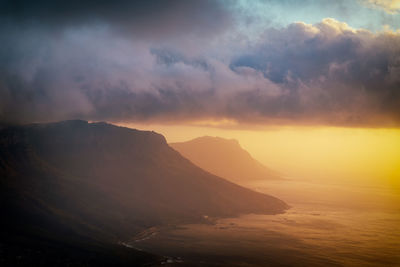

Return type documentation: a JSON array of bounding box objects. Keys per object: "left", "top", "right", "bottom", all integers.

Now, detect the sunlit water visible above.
[{"left": 130, "top": 179, "right": 400, "bottom": 266}]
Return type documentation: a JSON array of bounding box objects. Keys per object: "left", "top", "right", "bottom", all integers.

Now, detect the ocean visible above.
[{"left": 130, "top": 179, "right": 400, "bottom": 266}]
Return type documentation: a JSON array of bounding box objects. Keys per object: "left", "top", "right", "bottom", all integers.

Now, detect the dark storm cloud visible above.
[
  {"left": 0, "top": 0, "right": 232, "bottom": 38},
  {"left": 0, "top": 0, "right": 399, "bottom": 127},
  {"left": 230, "top": 19, "right": 400, "bottom": 125}
]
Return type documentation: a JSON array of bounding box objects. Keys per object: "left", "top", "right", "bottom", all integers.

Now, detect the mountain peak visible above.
[
  {"left": 0, "top": 121, "right": 288, "bottom": 265},
  {"left": 171, "top": 136, "right": 281, "bottom": 185},
  {"left": 1, "top": 121, "right": 287, "bottom": 223},
  {"left": 21, "top": 119, "right": 168, "bottom": 146}
]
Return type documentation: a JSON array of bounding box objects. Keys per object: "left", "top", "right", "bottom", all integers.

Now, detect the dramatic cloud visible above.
[
  {"left": 231, "top": 19, "right": 400, "bottom": 125},
  {"left": 0, "top": 1, "right": 400, "bottom": 127}
]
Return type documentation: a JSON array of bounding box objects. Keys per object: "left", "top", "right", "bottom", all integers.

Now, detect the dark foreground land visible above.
[{"left": 0, "top": 120, "right": 288, "bottom": 266}]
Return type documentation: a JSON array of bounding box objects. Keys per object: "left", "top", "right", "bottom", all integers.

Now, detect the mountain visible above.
[
  {"left": 0, "top": 120, "right": 288, "bottom": 266},
  {"left": 170, "top": 136, "right": 281, "bottom": 185}
]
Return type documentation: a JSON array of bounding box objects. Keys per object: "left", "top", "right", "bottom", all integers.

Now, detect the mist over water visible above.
[{"left": 131, "top": 178, "right": 400, "bottom": 266}]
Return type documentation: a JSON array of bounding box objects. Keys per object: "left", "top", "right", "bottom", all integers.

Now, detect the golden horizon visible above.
[{"left": 119, "top": 122, "right": 400, "bottom": 193}]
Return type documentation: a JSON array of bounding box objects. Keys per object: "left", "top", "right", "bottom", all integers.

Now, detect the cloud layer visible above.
[
  {"left": 364, "top": 0, "right": 400, "bottom": 13},
  {"left": 0, "top": 1, "right": 400, "bottom": 127},
  {"left": 0, "top": 0, "right": 231, "bottom": 38}
]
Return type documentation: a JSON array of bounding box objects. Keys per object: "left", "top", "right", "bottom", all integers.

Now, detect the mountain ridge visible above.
[
  {"left": 170, "top": 136, "right": 281, "bottom": 185},
  {"left": 0, "top": 120, "right": 288, "bottom": 265}
]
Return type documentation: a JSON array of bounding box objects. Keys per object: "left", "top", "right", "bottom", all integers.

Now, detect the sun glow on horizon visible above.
[{"left": 119, "top": 122, "right": 400, "bottom": 193}]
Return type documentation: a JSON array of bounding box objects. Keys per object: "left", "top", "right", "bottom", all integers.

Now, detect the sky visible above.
[
  {"left": 1, "top": 0, "right": 400, "bottom": 188},
  {"left": 1, "top": 0, "right": 400, "bottom": 127}
]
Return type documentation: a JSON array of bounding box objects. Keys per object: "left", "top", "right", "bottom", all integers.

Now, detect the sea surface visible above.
[{"left": 129, "top": 179, "right": 400, "bottom": 266}]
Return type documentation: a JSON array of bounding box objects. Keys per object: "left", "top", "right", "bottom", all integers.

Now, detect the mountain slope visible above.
[
  {"left": 0, "top": 121, "right": 288, "bottom": 265},
  {"left": 170, "top": 136, "right": 281, "bottom": 185}
]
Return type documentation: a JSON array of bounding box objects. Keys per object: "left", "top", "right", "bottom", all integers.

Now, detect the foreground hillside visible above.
[
  {"left": 171, "top": 136, "right": 280, "bottom": 185},
  {"left": 0, "top": 120, "right": 288, "bottom": 266}
]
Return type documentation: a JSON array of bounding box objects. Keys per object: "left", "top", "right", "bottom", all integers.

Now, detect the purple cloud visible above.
[{"left": 0, "top": 6, "right": 399, "bottom": 128}]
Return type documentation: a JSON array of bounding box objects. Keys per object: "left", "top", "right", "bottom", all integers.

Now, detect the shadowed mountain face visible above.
[
  {"left": 170, "top": 136, "right": 281, "bottom": 185},
  {"left": 0, "top": 121, "right": 288, "bottom": 265}
]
